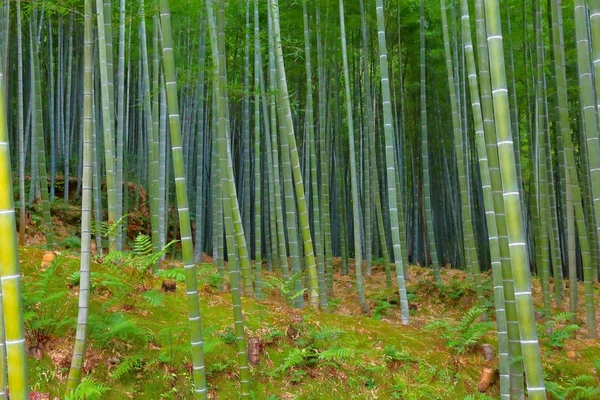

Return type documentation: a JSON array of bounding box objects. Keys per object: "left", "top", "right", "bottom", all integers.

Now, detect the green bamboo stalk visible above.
[
  {"left": 484, "top": 0, "right": 546, "bottom": 397},
  {"left": 95, "top": 0, "right": 117, "bottom": 252},
  {"left": 375, "top": 0, "right": 410, "bottom": 324},
  {"left": 253, "top": 0, "right": 262, "bottom": 298},
  {"left": 316, "top": 6, "right": 334, "bottom": 297},
  {"left": 65, "top": 0, "right": 93, "bottom": 391},
  {"left": 549, "top": 0, "right": 567, "bottom": 302},
  {"left": 16, "top": 0, "right": 25, "bottom": 247},
  {"left": 533, "top": 0, "right": 552, "bottom": 320},
  {"left": 270, "top": 0, "right": 319, "bottom": 307},
  {"left": 475, "top": 1, "right": 525, "bottom": 394},
  {"left": 420, "top": 0, "right": 439, "bottom": 278},
  {"left": 574, "top": 0, "right": 598, "bottom": 338},
  {"left": 441, "top": 0, "right": 482, "bottom": 304},
  {"left": 0, "top": 58, "right": 29, "bottom": 400},
  {"left": 459, "top": 0, "right": 509, "bottom": 395},
  {"left": 31, "top": 21, "right": 54, "bottom": 247},
  {"left": 206, "top": 0, "right": 251, "bottom": 394},
  {"left": 158, "top": 0, "right": 207, "bottom": 396},
  {"left": 339, "top": 0, "right": 368, "bottom": 314},
  {"left": 265, "top": 11, "right": 289, "bottom": 280},
  {"left": 140, "top": 0, "right": 159, "bottom": 256},
  {"left": 303, "top": 0, "right": 325, "bottom": 307}
]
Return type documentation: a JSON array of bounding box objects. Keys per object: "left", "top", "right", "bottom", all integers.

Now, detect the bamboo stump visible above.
[
  {"left": 161, "top": 280, "right": 177, "bottom": 293},
  {"left": 478, "top": 344, "right": 495, "bottom": 393},
  {"left": 248, "top": 337, "right": 260, "bottom": 365}
]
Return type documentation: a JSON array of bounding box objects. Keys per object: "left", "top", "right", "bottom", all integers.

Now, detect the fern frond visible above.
[
  {"left": 567, "top": 374, "right": 596, "bottom": 387},
  {"left": 318, "top": 347, "right": 353, "bottom": 363},
  {"left": 65, "top": 377, "right": 110, "bottom": 400},
  {"left": 158, "top": 268, "right": 186, "bottom": 283},
  {"left": 142, "top": 289, "right": 164, "bottom": 307},
  {"left": 280, "top": 348, "right": 308, "bottom": 372},
  {"left": 458, "top": 306, "right": 487, "bottom": 333},
  {"left": 133, "top": 234, "right": 153, "bottom": 256},
  {"left": 112, "top": 354, "right": 144, "bottom": 380},
  {"left": 309, "top": 326, "right": 345, "bottom": 342}
]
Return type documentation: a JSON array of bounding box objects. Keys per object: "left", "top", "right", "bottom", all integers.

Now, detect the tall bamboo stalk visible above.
[
  {"left": 484, "top": 0, "right": 546, "bottom": 396},
  {"left": 65, "top": 0, "right": 94, "bottom": 391},
  {"left": 158, "top": 0, "right": 207, "bottom": 396}
]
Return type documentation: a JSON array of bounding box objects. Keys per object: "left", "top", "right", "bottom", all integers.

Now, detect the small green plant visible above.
[
  {"left": 65, "top": 377, "right": 110, "bottom": 400},
  {"left": 158, "top": 268, "right": 186, "bottom": 283},
  {"left": 112, "top": 354, "right": 144, "bottom": 380},
  {"left": 263, "top": 328, "right": 285, "bottom": 344},
  {"left": 207, "top": 361, "right": 235, "bottom": 376},
  {"left": 308, "top": 326, "right": 345, "bottom": 342},
  {"left": 372, "top": 301, "right": 393, "bottom": 320},
  {"left": 426, "top": 306, "right": 492, "bottom": 354},
  {"left": 61, "top": 235, "right": 82, "bottom": 249},
  {"left": 22, "top": 257, "right": 75, "bottom": 347},
  {"left": 104, "top": 234, "right": 178, "bottom": 272},
  {"left": 317, "top": 346, "right": 354, "bottom": 363},
  {"left": 88, "top": 313, "right": 153, "bottom": 349},
  {"left": 92, "top": 213, "right": 130, "bottom": 239},
  {"left": 546, "top": 375, "right": 600, "bottom": 399},
  {"left": 66, "top": 271, "right": 81, "bottom": 287},
  {"left": 290, "top": 369, "right": 307, "bottom": 384},
  {"left": 263, "top": 271, "right": 307, "bottom": 303},
  {"left": 383, "top": 345, "right": 417, "bottom": 364},
  {"left": 279, "top": 348, "right": 314, "bottom": 373},
  {"left": 218, "top": 327, "right": 237, "bottom": 345},
  {"left": 538, "top": 312, "right": 579, "bottom": 349},
  {"left": 462, "top": 394, "right": 496, "bottom": 400},
  {"left": 157, "top": 325, "right": 190, "bottom": 367}
]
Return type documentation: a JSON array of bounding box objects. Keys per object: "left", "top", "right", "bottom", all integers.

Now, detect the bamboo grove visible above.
[{"left": 0, "top": 0, "right": 598, "bottom": 398}]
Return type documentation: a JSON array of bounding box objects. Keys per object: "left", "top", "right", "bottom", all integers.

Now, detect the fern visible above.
[
  {"left": 372, "top": 301, "right": 393, "bottom": 320},
  {"left": 539, "top": 312, "right": 580, "bottom": 349},
  {"left": 132, "top": 234, "right": 153, "bottom": 255},
  {"left": 22, "top": 257, "right": 75, "bottom": 346},
  {"left": 65, "top": 378, "right": 110, "bottom": 400},
  {"left": 280, "top": 348, "right": 310, "bottom": 372},
  {"left": 426, "top": 306, "right": 492, "bottom": 354},
  {"left": 218, "top": 327, "right": 237, "bottom": 345},
  {"left": 67, "top": 271, "right": 81, "bottom": 287},
  {"left": 89, "top": 313, "right": 152, "bottom": 348},
  {"left": 384, "top": 345, "right": 416, "bottom": 363},
  {"left": 318, "top": 346, "right": 353, "bottom": 363},
  {"left": 546, "top": 375, "right": 600, "bottom": 400},
  {"left": 264, "top": 271, "right": 307, "bottom": 303},
  {"left": 309, "top": 326, "right": 345, "bottom": 342},
  {"left": 567, "top": 374, "right": 597, "bottom": 388},
  {"left": 158, "top": 268, "right": 186, "bottom": 283},
  {"left": 112, "top": 354, "right": 144, "bottom": 380},
  {"left": 91, "top": 213, "right": 129, "bottom": 239},
  {"left": 142, "top": 288, "right": 164, "bottom": 307}
]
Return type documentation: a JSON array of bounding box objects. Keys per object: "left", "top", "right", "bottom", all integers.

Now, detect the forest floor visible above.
[{"left": 15, "top": 200, "right": 600, "bottom": 399}]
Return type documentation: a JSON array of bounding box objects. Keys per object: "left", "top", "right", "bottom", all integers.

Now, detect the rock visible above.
[{"left": 41, "top": 252, "right": 56, "bottom": 268}]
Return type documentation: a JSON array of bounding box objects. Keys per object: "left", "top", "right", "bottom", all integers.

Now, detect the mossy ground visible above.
[{"left": 18, "top": 245, "right": 600, "bottom": 400}]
